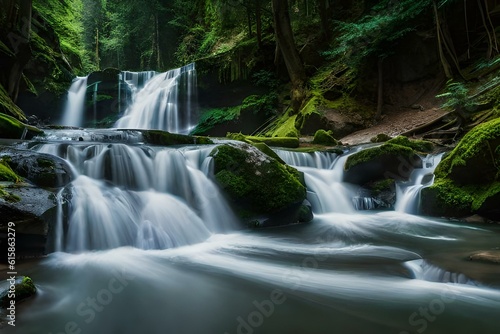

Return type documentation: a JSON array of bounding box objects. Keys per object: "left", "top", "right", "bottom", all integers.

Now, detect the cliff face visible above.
[{"left": 0, "top": 0, "right": 82, "bottom": 123}]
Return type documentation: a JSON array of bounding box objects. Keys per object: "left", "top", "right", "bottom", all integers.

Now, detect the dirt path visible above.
[{"left": 340, "top": 107, "right": 448, "bottom": 145}]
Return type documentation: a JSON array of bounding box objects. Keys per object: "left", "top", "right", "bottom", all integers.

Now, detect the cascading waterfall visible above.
[
  {"left": 60, "top": 76, "right": 88, "bottom": 127},
  {"left": 115, "top": 63, "right": 197, "bottom": 133},
  {"left": 34, "top": 138, "right": 237, "bottom": 252},
  {"left": 275, "top": 148, "right": 360, "bottom": 214},
  {"left": 395, "top": 153, "right": 444, "bottom": 214},
  {"left": 8, "top": 133, "right": 500, "bottom": 334}
]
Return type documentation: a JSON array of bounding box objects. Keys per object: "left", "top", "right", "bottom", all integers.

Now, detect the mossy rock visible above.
[
  {"left": 1, "top": 276, "right": 37, "bottom": 308},
  {"left": 0, "top": 84, "right": 26, "bottom": 121},
  {"left": 370, "top": 133, "right": 391, "bottom": 143},
  {"left": 344, "top": 143, "right": 422, "bottom": 185},
  {"left": 386, "top": 136, "right": 434, "bottom": 153},
  {"left": 421, "top": 118, "right": 500, "bottom": 220},
  {"left": 312, "top": 129, "right": 338, "bottom": 146},
  {"left": 0, "top": 148, "right": 73, "bottom": 188},
  {"left": 141, "top": 130, "right": 213, "bottom": 146},
  {"left": 0, "top": 158, "right": 21, "bottom": 183},
  {"left": 227, "top": 132, "right": 299, "bottom": 148},
  {"left": 210, "top": 143, "right": 306, "bottom": 216},
  {"left": 0, "top": 113, "right": 44, "bottom": 139}
]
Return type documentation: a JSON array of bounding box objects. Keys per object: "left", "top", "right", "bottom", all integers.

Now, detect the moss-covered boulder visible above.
[
  {"left": 343, "top": 136, "right": 433, "bottom": 185},
  {"left": 0, "top": 148, "right": 73, "bottom": 188},
  {"left": 0, "top": 113, "right": 44, "bottom": 140},
  {"left": 312, "top": 129, "right": 338, "bottom": 145},
  {"left": 344, "top": 143, "right": 422, "bottom": 185},
  {"left": 421, "top": 118, "right": 500, "bottom": 220},
  {"left": 1, "top": 277, "right": 37, "bottom": 308},
  {"left": 141, "top": 130, "right": 213, "bottom": 146},
  {"left": 210, "top": 143, "right": 309, "bottom": 226}
]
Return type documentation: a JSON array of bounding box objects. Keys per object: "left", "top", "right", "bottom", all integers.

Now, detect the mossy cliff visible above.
[
  {"left": 209, "top": 143, "right": 309, "bottom": 226},
  {"left": 421, "top": 117, "right": 500, "bottom": 220},
  {"left": 0, "top": 113, "right": 44, "bottom": 139}
]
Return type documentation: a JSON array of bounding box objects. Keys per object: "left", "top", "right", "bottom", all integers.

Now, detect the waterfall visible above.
[
  {"left": 115, "top": 63, "right": 197, "bottom": 133},
  {"left": 395, "top": 153, "right": 444, "bottom": 214},
  {"left": 275, "top": 148, "right": 358, "bottom": 214},
  {"left": 34, "top": 141, "right": 237, "bottom": 252},
  {"left": 60, "top": 76, "right": 88, "bottom": 127}
]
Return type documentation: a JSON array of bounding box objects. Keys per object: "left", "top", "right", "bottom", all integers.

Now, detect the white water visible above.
[
  {"left": 60, "top": 76, "right": 88, "bottom": 127},
  {"left": 5, "top": 138, "right": 500, "bottom": 334},
  {"left": 276, "top": 148, "right": 360, "bottom": 214},
  {"left": 34, "top": 141, "right": 237, "bottom": 252},
  {"left": 395, "top": 153, "right": 444, "bottom": 214},
  {"left": 115, "top": 63, "right": 197, "bottom": 133}
]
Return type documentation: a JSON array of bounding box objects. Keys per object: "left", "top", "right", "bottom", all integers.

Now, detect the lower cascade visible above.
[{"left": 4, "top": 132, "right": 500, "bottom": 334}]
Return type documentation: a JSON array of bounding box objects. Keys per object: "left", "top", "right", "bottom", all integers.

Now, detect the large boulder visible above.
[
  {"left": 0, "top": 147, "right": 73, "bottom": 188},
  {"left": 210, "top": 143, "right": 310, "bottom": 227},
  {"left": 343, "top": 136, "right": 433, "bottom": 185},
  {"left": 421, "top": 118, "right": 500, "bottom": 220},
  {"left": 0, "top": 183, "right": 59, "bottom": 260}
]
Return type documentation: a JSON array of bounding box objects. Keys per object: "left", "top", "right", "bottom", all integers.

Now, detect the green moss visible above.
[
  {"left": 265, "top": 114, "right": 299, "bottom": 138},
  {"left": 434, "top": 117, "right": 500, "bottom": 180},
  {"left": 141, "top": 130, "right": 213, "bottom": 146},
  {"left": 227, "top": 132, "right": 299, "bottom": 148},
  {"left": 0, "top": 187, "right": 21, "bottom": 202},
  {"left": 387, "top": 136, "right": 434, "bottom": 153},
  {"left": 371, "top": 179, "right": 395, "bottom": 195},
  {"left": 191, "top": 106, "right": 240, "bottom": 135},
  {"left": 0, "top": 158, "right": 21, "bottom": 183},
  {"left": 0, "top": 113, "right": 44, "bottom": 139},
  {"left": 422, "top": 118, "right": 500, "bottom": 218},
  {"left": 371, "top": 133, "right": 391, "bottom": 143},
  {"left": 345, "top": 143, "right": 415, "bottom": 170},
  {"left": 312, "top": 129, "right": 338, "bottom": 145},
  {"left": 0, "top": 85, "right": 26, "bottom": 121},
  {"left": 1, "top": 276, "right": 36, "bottom": 307},
  {"left": 210, "top": 144, "right": 306, "bottom": 214},
  {"left": 249, "top": 143, "right": 286, "bottom": 164}
]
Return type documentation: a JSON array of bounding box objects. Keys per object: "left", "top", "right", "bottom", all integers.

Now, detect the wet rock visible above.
[
  {"left": 421, "top": 118, "right": 500, "bottom": 220},
  {"left": 0, "top": 147, "right": 73, "bottom": 188},
  {"left": 210, "top": 143, "right": 308, "bottom": 225},
  {"left": 469, "top": 250, "right": 500, "bottom": 264},
  {"left": 0, "top": 184, "right": 58, "bottom": 259},
  {"left": 0, "top": 276, "right": 37, "bottom": 308}
]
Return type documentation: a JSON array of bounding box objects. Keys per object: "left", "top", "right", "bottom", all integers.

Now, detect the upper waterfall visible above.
[
  {"left": 115, "top": 63, "right": 197, "bottom": 133},
  {"left": 60, "top": 76, "right": 88, "bottom": 127}
]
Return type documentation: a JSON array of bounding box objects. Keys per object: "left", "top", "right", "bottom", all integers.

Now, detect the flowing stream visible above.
[
  {"left": 2, "top": 134, "right": 499, "bottom": 334},
  {"left": 4, "top": 65, "right": 500, "bottom": 333}
]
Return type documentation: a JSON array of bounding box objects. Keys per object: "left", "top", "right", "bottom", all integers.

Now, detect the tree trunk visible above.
[
  {"left": 246, "top": 3, "right": 252, "bottom": 36},
  {"left": 433, "top": 0, "right": 452, "bottom": 78},
  {"left": 375, "top": 57, "right": 384, "bottom": 121},
  {"left": 255, "top": 0, "right": 262, "bottom": 49},
  {"left": 272, "top": 0, "right": 307, "bottom": 114},
  {"left": 95, "top": 27, "right": 100, "bottom": 70},
  {"left": 317, "top": 0, "right": 330, "bottom": 40},
  {"left": 156, "top": 14, "right": 161, "bottom": 69}
]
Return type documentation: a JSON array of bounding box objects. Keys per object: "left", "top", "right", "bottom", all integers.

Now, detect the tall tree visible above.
[{"left": 272, "top": 0, "right": 307, "bottom": 114}]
